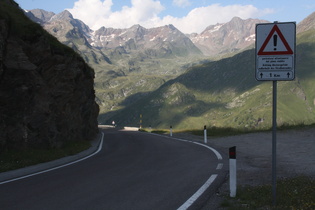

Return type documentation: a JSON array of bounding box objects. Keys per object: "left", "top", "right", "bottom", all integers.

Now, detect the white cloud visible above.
[
  {"left": 68, "top": 1, "right": 273, "bottom": 34},
  {"left": 106, "top": 0, "right": 164, "bottom": 29},
  {"left": 68, "top": 0, "right": 164, "bottom": 30},
  {"left": 163, "top": 4, "right": 274, "bottom": 34},
  {"left": 68, "top": 0, "right": 113, "bottom": 29},
  {"left": 173, "top": 0, "right": 191, "bottom": 8}
]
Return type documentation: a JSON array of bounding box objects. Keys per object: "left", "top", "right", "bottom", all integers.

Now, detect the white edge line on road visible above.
[
  {"left": 148, "top": 132, "right": 223, "bottom": 209},
  {"left": 177, "top": 174, "right": 218, "bottom": 210},
  {"left": 0, "top": 132, "right": 104, "bottom": 185},
  {"left": 152, "top": 133, "right": 222, "bottom": 160},
  {"left": 192, "top": 141, "right": 223, "bottom": 160}
]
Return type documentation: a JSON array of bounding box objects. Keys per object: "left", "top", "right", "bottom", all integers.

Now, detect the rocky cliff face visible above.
[{"left": 0, "top": 0, "right": 99, "bottom": 151}]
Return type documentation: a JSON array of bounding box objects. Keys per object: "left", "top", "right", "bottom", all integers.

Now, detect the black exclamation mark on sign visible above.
[{"left": 273, "top": 34, "right": 277, "bottom": 51}]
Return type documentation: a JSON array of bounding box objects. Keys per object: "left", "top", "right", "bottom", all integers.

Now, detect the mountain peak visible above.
[
  {"left": 28, "top": 9, "right": 55, "bottom": 23},
  {"left": 166, "top": 24, "right": 176, "bottom": 30},
  {"left": 230, "top": 16, "right": 243, "bottom": 23},
  {"left": 51, "top": 10, "right": 73, "bottom": 21},
  {"left": 191, "top": 17, "right": 266, "bottom": 56},
  {"left": 130, "top": 24, "right": 145, "bottom": 30}
]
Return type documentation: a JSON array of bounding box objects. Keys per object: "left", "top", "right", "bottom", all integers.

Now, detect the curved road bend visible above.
[{"left": 0, "top": 128, "right": 225, "bottom": 210}]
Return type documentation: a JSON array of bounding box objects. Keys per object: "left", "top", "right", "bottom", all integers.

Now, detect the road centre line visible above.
[
  {"left": 0, "top": 132, "right": 104, "bottom": 185},
  {"left": 216, "top": 163, "right": 224, "bottom": 170}
]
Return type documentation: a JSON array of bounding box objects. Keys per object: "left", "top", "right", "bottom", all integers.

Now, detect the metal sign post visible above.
[
  {"left": 272, "top": 80, "right": 277, "bottom": 206},
  {"left": 256, "top": 21, "right": 296, "bottom": 206}
]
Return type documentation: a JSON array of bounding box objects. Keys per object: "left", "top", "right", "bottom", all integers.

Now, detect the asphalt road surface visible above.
[{"left": 0, "top": 128, "right": 225, "bottom": 210}]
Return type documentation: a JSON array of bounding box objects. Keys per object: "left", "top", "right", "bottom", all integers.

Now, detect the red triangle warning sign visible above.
[{"left": 258, "top": 25, "right": 293, "bottom": 55}]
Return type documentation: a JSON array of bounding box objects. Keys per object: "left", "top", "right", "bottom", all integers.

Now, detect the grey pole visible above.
[{"left": 272, "top": 80, "right": 277, "bottom": 206}]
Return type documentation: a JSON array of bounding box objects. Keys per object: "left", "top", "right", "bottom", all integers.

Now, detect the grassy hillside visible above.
[
  {"left": 94, "top": 55, "right": 207, "bottom": 114},
  {"left": 100, "top": 29, "right": 315, "bottom": 130}
]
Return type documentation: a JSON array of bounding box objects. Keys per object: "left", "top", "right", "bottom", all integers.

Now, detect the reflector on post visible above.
[{"left": 229, "top": 146, "right": 236, "bottom": 159}]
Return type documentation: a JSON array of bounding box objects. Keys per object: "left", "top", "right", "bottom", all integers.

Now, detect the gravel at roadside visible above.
[{"left": 171, "top": 127, "right": 315, "bottom": 209}]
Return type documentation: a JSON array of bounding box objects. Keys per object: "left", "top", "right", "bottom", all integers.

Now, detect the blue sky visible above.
[{"left": 15, "top": 0, "right": 315, "bottom": 33}]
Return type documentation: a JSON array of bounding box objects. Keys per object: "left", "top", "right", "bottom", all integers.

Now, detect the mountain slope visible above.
[
  {"left": 25, "top": 9, "right": 207, "bottom": 115},
  {"left": 102, "top": 27, "right": 315, "bottom": 129},
  {"left": 92, "top": 24, "right": 202, "bottom": 58},
  {"left": 42, "top": 10, "right": 112, "bottom": 66},
  {"left": 23, "top": 8, "right": 315, "bottom": 129},
  {"left": 297, "top": 11, "right": 315, "bottom": 33},
  {"left": 27, "top": 10, "right": 202, "bottom": 61},
  {"left": 23, "top": 9, "right": 271, "bottom": 118},
  {"left": 188, "top": 17, "right": 268, "bottom": 56}
]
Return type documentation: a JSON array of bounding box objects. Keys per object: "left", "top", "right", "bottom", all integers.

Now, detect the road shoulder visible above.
[
  {"left": 0, "top": 131, "right": 102, "bottom": 183},
  {"left": 169, "top": 128, "right": 315, "bottom": 209}
]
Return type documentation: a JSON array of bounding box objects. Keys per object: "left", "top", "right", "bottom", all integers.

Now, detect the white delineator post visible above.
[
  {"left": 170, "top": 125, "right": 172, "bottom": 137},
  {"left": 204, "top": 125, "right": 207, "bottom": 144},
  {"left": 229, "top": 146, "right": 237, "bottom": 197}
]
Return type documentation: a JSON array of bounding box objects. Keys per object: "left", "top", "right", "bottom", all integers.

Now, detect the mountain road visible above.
[{"left": 0, "top": 128, "right": 226, "bottom": 210}]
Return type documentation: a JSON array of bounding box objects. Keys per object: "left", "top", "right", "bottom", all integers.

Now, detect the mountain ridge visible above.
[
  {"left": 25, "top": 9, "right": 315, "bottom": 58},
  {"left": 25, "top": 8, "right": 267, "bottom": 58},
  {"left": 189, "top": 17, "right": 268, "bottom": 56},
  {"left": 98, "top": 12, "right": 315, "bottom": 128},
  {"left": 102, "top": 39, "right": 315, "bottom": 129},
  {"left": 22, "top": 7, "right": 315, "bottom": 129}
]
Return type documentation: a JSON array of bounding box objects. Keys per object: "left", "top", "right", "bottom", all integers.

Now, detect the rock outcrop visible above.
[{"left": 0, "top": 0, "right": 99, "bottom": 151}]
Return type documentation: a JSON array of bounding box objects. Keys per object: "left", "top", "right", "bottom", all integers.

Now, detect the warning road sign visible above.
[
  {"left": 255, "top": 22, "right": 296, "bottom": 81},
  {"left": 258, "top": 24, "right": 293, "bottom": 55}
]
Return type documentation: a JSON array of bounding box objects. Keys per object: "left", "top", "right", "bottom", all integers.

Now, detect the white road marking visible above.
[
  {"left": 192, "top": 141, "right": 223, "bottom": 160},
  {"left": 177, "top": 174, "right": 218, "bottom": 210},
  {"left": 148, "top": 132, "right": 224, "bottom": 209},
  {"left": 154, "top": 134, "right": 223, "bottom": 160},
  {"left": 0, "top": 132, "right": 104, "bottom": 185},
  {"left": 216, "top": 163, "right": 223, "bottom": 170}
]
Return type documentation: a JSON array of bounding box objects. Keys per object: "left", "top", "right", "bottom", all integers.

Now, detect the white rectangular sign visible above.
[{"left": 255, "top": 22, "right": 296, "bottom": 81}]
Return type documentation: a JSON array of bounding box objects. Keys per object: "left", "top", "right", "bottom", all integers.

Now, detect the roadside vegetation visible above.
[
  {"left": 141, "top": 127, "right": 255, "bottom": 137},
  {"left": 140, "top": 122, "right": 315, "bottom": 137},
  {"left": 221, "top": 176, "right": 315, "bottom": 209},
  {"left": 0, "top": 141, "right": 90, "bottom": 173}
]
